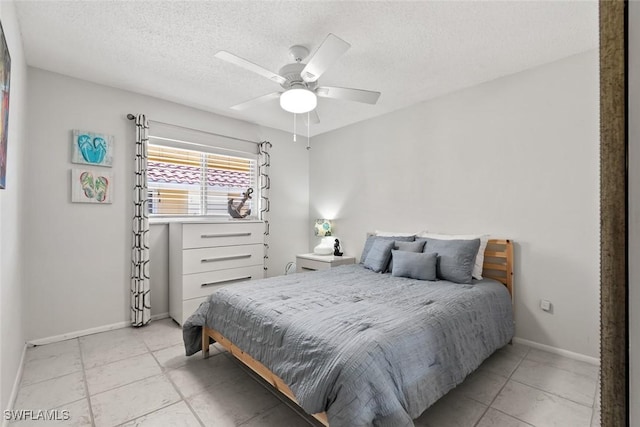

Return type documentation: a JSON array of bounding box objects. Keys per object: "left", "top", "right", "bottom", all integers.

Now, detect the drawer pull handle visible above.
[
  {"left": 301, "top": 267, "right": 316, "bottom": 271},
  {"left": 201, "top": 232, "right": 251, "bottom": 238},
  {"left": 201, "top": 276, "right": 252, "bottom": 287},
  {"left": 201, "top": 254, "right": 251, "bottom": 263}
]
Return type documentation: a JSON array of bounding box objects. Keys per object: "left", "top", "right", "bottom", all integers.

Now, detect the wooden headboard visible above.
[
  {"left": 482, "top": 239, "right": 514, "bottom": 297},
  {"left": 364, "top": 234, "right": 514, "bottom": 296}
]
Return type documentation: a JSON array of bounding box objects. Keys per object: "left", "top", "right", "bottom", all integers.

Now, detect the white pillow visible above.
[
  {"left": 417, "top": 232, "right": 489, "bottom": 280},
  {"left": 375, "top": 230, "right": 417, "bottom": 237}
]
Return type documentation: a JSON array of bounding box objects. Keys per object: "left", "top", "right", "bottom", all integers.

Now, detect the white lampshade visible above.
[
  {"left": 314, "top": 219, "right": 332, "bottom": 237},
  {"left": 280, "top": 88, "right": 317, "bottom": 114}
]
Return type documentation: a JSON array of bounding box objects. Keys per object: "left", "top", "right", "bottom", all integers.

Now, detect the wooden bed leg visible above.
[{"left": 202, "top": 327, "right": 210, "bottom": 359}]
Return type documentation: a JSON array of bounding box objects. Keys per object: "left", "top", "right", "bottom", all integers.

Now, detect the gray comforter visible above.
[{"left": 183, "top": 264, "right": 514, "bottom": 427}]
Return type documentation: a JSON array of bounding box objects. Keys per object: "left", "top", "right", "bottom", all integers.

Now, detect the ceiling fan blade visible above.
[
  {"left": 230, "top": 92, "right": 281, "bottom": 111},
  {"left": 215, "top": 51, "right": 287, "bottom": 85},
  {"left": 316, "top": 86, "right": 381, "bottom": 104},
  {"left": 301, "top": 34, "right": 351, "bottom": 83},
  {"left": 304, "top": 110, "right": 320, "bottom": 125}
]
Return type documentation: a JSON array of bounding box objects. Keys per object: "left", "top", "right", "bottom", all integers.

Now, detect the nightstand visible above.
[{"left": 296, "top": 253, "right": 356, "bottom": 273}]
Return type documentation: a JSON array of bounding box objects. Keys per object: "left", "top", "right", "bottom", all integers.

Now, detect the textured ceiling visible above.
[{"left": 15, "top": 1, "right": 598, "bottom": 137}]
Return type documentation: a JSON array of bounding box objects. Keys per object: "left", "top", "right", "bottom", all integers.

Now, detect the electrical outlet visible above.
[{"left": 540, "top": 299, "right": 552, "bottom": 312}]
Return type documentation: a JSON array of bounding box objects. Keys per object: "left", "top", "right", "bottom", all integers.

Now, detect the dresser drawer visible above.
[
  {"left": 183, "top": 265, "right": 265, "bottom": 300},
  {"left": 182, "top": 222, "right": 264, "bottom": 249},
  {"left": 183, "top": 244, "right": 263, "bottom": 274},
  {"left": 297, "top": 257, "right": 332, "bottom": 272}
]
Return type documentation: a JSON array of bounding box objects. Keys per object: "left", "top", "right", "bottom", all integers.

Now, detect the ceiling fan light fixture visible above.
[{"left": 280, "top": 88, "right": 317, "bottom": 114}]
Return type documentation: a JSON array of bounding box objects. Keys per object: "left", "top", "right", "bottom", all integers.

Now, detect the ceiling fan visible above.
[{"left": 215, "top": 34, "right": 381, "bottom": 124}]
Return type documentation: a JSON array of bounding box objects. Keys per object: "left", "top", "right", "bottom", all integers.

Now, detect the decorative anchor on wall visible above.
[{"left": 228, "top": 188, "right": 253, "bottom": 218}]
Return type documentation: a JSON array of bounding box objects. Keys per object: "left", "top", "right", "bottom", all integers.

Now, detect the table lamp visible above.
[{"left": 313, "top": 219, "right": 334, "bottom": 255}]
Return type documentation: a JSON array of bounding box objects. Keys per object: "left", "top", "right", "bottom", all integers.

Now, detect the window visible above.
[{"left": 147, "top": 144, "right": 257, "bottom": 217}]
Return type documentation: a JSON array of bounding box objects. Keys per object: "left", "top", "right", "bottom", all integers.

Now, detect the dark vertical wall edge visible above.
[{"left": 599, "top": 0, "right": 628, "bottom": 425}]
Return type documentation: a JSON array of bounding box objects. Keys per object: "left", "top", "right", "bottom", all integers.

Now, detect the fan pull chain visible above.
[
  {"left": 293, "top": 113, "right": 297, "bottom": 142},
  {"left": 306, "top": 112, "right": 310, "bottom": 150}
]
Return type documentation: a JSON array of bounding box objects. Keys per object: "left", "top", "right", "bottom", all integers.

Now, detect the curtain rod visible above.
[{"left": 126, "top": 114, "right": 259, "bottom": 145}]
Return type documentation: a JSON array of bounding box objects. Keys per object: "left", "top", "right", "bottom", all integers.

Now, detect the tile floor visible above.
[{"left": 10, "top": 318, "right": 600, "bottom": 427}]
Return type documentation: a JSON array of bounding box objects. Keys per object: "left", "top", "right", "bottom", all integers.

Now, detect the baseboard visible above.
[
  {"left": 513, "top": 337, "right": 600, "bottom": 366},
  {"left": 3, "top": 343, "right": 28, "bottom": 427},
  {"left": 27, "top": 313, "right": 171, "bottom": 346},
  {"left": 150, "top": 312, "right": 170, "bottom": 321},
  {"left": 28, "top": 320, "right": 130, "bottom": 346}
]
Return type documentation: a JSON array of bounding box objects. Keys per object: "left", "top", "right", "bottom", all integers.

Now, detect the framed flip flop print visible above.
[
  {"left": 71, "top": 130, "right": 114, "bottom": 167},
  {"left": 71, "top": 168, "right": 113, "bottom": 204}
]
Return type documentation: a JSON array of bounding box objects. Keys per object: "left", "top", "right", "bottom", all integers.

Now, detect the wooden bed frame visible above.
[{"left": 202, "top": 239, "right": 513, "bottom": 426}]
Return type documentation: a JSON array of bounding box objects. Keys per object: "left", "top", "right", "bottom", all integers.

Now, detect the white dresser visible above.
[{"left": 169, "top": 220, "right": 265, "bottom": 325}]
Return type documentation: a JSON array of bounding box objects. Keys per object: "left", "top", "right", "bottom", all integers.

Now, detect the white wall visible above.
[
  {"left": 0, "top": 0, "right": 28, "bottom": 412},
  {"left": 309, "top": 51, "right": 600, "bottom": 358},
  {"left": 629, "top": 1, "right": 639, "bottom": 424},
  {"left": 25, "top": 68, "right": 309, "bottom": 341}
]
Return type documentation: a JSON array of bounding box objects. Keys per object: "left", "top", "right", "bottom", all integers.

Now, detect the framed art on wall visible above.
[
  {"left": 71, "top": 130, "right": 114, "bottom": 167},
  {"left": 0, "top": 21, "right": 11, "bottom": 189},
  {"left": 71, "top": 169, "right": 113, "bottom": 204}
]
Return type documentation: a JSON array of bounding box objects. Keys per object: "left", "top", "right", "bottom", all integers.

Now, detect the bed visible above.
[{"left": 183, "top": 238, "right": 514, "bottom": 427}]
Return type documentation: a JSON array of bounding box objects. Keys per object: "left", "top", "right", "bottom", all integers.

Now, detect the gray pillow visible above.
[
  {"left": 363, "top": 239, "right": 395, "bottom": 273},
  {"left": 391, "top": 250, "right": 438, "bottom": 281},
  {"left": 419, "top": 238, "right": 481, "bottom": 284},
  {"left": 387, "top": 240, "right": 426, "bottom": 272},
  {"left": 360, "top": 235, "right": 415, "bottom": 264}
]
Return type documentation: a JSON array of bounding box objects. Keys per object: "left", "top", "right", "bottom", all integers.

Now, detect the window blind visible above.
[
  {"left": 147, "top": 144, "right": 257, "bottom": 217},
  {"left": 148, "top": 121, "right": 258, "bottom": 156}
]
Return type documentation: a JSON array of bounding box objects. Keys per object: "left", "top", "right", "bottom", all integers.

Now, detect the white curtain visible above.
[
  {"left": 131, "top": 114, "right": 150, "bottom": 326},
  {"left": 259, "top": 141, "right": 272, "bottom": 273}
]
